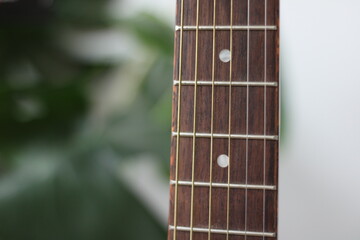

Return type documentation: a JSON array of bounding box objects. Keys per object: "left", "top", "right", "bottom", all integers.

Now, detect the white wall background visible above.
[
  {"left": 109, "top": 0, "right": 175, "bottom": 22},
  {"left": 117, "top": 0, "right": 360, "bottom": 239},
  {"left": 280, "top": 1, "right": 360, "bottom": 239}
]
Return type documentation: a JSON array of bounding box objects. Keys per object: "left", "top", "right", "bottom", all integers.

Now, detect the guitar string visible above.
[
  {"left": 173, "top": 1, "right": 273, "bottom": 239},
  {"left": 263, "top": 0, "right": 268, "bottom": 239},
  {"left": 189, "top": 0, "right": 200, "bottom": 239},
  {"left": 173, "top": 0, "right": 185, "bottom": 239},
  {"left": 208, "top": 0, "right": 217, "bottom": 239},
  {"left": 226, "top": 0, "right": 234, "bottom": 240},
  {"left": 245, "top": 0, "right": 250, "bottom": 239}
]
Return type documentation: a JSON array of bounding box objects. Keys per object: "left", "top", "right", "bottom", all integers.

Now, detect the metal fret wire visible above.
[
  {"left": 245, "top": 0, "right": 250, "bottom": 238},
  {"left": 170, "top": 180, "right": 276, "bottom": 190},
  {"left": 263, "top": 1, "right": 268, "bottom": 239},
  {"left": 173, "top": 0, "right": 185, "bottom": 239},
  {"left": 208, "top": 0, "right": 217, "bottom": 239},
  {"left": 226, "top": 0, "right": 234, "bottom": 240},
  {"left": 173, "top": 80, "right": 278, "bottom": 87},
  {"left": 169, "top": 225, "right": 275, "bottom": 237},
  {"left": 176, "top": 25, "right": 277, "bottom": 31},
  {"left": 189, "top": 0, "right": 200, "bottom": 239},
  {"left": 173, "top": 132, "right": 278, "bottom": 140}
]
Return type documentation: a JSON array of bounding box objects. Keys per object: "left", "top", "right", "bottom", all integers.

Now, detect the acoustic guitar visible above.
[{"left": 168, "top": 0, "right": 280, "bottom": 239}]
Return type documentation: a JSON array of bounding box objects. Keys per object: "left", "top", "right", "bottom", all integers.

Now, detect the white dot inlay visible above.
[
  {"left": 219, "top": 49, "right": 231, "bottom": 63},
  {"left": 217, "top": 154, "right": 229, "bottom": 168}
]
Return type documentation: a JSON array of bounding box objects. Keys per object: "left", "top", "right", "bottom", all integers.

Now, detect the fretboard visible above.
[{"left": 168, "top": 0, "right": 279, "bottom": 240}]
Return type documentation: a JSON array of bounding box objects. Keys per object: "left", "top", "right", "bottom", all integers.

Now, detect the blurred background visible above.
[
  {"left": 1, "top": 0, "right": 360, "bottom": 240},
  {"left": 0, "top": 0, "right": 173, "bottom": 239}
]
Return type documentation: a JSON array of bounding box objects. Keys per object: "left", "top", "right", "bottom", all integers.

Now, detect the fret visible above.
[
  {"left": 175, "top": 25, "right": 277, "bottom": 31},
  {"left": 174, "top": 80, "right": 278, "bottom": 87},
  {"left": 170, "top": 180, "right": 276, "bottom": 190},
  {"left": 169, "top": 225, "right": 276, "bottom": 237},
  {"left": 172, "top": 132, "right": 279, "bottom": 141}
]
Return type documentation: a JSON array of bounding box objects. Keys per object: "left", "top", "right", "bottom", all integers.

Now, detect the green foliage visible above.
[
  {"left": 107, "top": 56, "right": 173, "bottom": 160},
  {"left": 0, "top": 0, "right": 114, "bottom": 153},
  {"left": 124, "top": 13, "right": 174, "bottom": 55},
  {"left": 0, "top": 0, "right": 173, "bottom": 239},
  {"left": 0, "top": 147, "right": 166, "bottom": 240}
]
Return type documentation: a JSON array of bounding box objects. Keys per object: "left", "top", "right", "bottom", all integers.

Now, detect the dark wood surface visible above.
[{"left": 168, "top": 0, "right": 279, "bottom": 239}]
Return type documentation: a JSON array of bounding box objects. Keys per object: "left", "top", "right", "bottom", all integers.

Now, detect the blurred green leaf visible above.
[
  {"left": 0, "top": 147, "right": 166, "bottom": 240},
  {"left": 124, "top": 13, "right": 174, "bottom": 55},
  {"left": 0, "top": 0, "right": 174, "bottom": 239},
  {"left": 105, "top": 56, "right": 173, "bottom": 161}
]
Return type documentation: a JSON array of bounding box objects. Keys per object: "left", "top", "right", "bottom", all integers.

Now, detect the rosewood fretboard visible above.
[{"left": 168, "top": 0, "right": 279, "bottom": 240}]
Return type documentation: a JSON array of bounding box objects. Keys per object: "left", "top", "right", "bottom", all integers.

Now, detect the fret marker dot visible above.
[
  {"left": 219, "top": 49, "right": 231, "bottom": 63},
  {"left": 217, "top": 154, "right": 229, "bottom": 168}
]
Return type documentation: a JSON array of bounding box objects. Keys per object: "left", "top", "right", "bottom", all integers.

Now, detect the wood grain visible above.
[{"left": 169, "top": 0, "right": 279, "bottom": 239}]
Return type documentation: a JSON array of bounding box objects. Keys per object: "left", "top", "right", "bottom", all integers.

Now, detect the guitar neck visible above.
[{"left": 168, "top": 0, "right": 280, "bottom": 239}]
